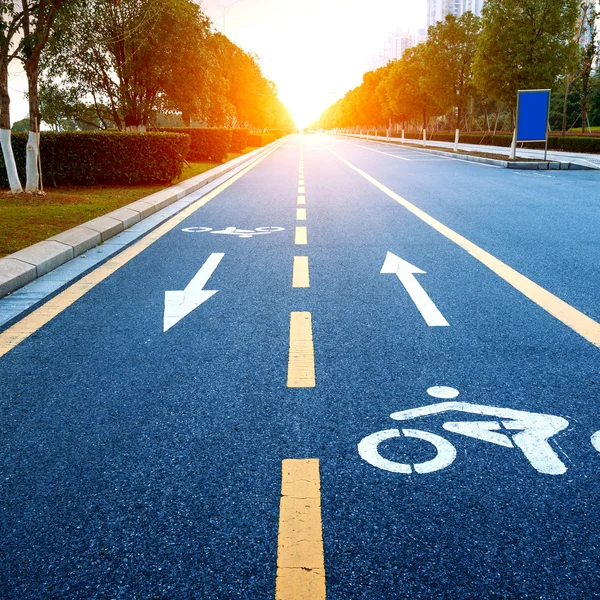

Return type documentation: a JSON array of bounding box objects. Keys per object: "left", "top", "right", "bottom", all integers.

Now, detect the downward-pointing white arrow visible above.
[
  {"left": 163, "top": 253, "right": 225, "bottom": 332},
  {"left": 381, "top": 251, "right": 449, "bottom": 327}
]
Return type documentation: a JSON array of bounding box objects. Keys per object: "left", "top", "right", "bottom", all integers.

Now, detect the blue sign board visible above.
[{"left": 516, "top": 89, "right": 550, "bottom": 142}]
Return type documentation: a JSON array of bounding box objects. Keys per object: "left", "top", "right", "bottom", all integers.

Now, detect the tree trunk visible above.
[
  {"left": 25, "top": 62, "right": 42, "bottom": 194},
  {"left": 0, "top": 63, "right": 22, "bottom": 194},
  {"left": 562, "top": 76, "right": 571, "bottom": 137}
]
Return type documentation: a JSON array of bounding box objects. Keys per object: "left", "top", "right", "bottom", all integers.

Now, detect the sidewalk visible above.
[{"left": 353, "top": 134, "right": 600, "bottom": 170}]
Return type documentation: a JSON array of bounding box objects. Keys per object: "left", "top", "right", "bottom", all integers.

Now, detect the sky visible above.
[
  {"left": 8, "top": 0, "right": 427, "bottom": 128},
  {"left": 202, "top": 0, "right": 428, "bottom": 127}
]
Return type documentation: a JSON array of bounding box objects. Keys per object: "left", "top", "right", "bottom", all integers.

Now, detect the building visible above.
[
  {"left": 427, "top": 0, "right": 485, "bottom": 27},
  {"left": 367, "top": 28, "right": 428, "bottom": 71}
]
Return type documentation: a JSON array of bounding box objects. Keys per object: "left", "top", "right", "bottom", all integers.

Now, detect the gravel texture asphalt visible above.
[{"left": 1, "top": 134, "right": 599, "bottom": 599}]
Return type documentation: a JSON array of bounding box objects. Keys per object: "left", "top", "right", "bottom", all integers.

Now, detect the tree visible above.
[
  {"left": 422, "top": 13, "right": 481, "bottom": 130},
  {"left": 19, "top": 0, "right": 69, "bottom": 192},
  {"left": 42, "top": 0, "right": 219, "bottom": 130},
  {"left": 579, "top": 2, "right": 598, "bottom": 132},
  {"left": 473, "top": 0, "right": 580, "bottom": 125},
  {"left": 0, "top": 3, "right": 23, "bottom": 193}
]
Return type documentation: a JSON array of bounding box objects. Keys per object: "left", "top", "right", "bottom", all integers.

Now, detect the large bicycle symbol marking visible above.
[{"left": 358, "top": 387, "right": 575, "bottom": 476}]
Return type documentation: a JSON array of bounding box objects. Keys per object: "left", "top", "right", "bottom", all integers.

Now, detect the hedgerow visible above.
[
  {"left": 0, "top": 132, "right": 190, "bottom": 188},
  {"left": 154, "top": 128, "right": 231, "bottom": 161},
  {"left": 230, "top": 129, "right": 250, "bottom": 152}
]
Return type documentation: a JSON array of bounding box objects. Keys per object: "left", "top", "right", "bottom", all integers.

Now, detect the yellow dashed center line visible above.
[
  {"left": 297, "top": 196, "right": 306, "bottom": 205},
  {"left": 298, "top": 186, "right": 305, "bottom": 194},
  {"left": 296, "top": 208, "right": 307, "bottom": 221},
  {"left": 287, "top": 312, "right": 315, "bottom": 387},
  {"left": 292, "top": 256, "right": 310, "bottom": 288},
  {"left": 276, "top": 459, "right": 325, "bottom": 600},
  {"left": 295, "top": 226, "right": 308, "bottom": 245}
]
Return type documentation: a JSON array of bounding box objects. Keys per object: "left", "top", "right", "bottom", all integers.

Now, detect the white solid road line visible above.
[
  {"left": 341, "top": 140, "right": 410, "bottom": 161},
  {"left": 381, "top": 251, "right": 449, "bottom": 327}
]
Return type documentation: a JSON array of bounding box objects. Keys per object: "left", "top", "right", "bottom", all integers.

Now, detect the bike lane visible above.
[
  {"left": 332, "top": 135, "right": 600, "bottom": 323},
  {"left": 296, "top": 135, "right": 600, "bottom": 598},
  {"left": 0, "top": 139, "right": 311, "bottom": 598}
]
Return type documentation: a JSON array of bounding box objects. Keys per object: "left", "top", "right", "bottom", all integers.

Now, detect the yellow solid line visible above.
[
  {"left": 297, "top": 208, "right": 307, "bottom": 221},
  {"left": 295, "top": 227, "right": 308, "bottom": 245},
  {"left": 287, "top": 312, "right": 315, "bottom": 387},
  {"left": 276, "top": 459, "right": 325, "bottom": 600},
  {"left": 292, "top": 256, "right": 310, "bottom": 288},
  {"left": 329, "top": 148, "right": 600, "bottom": 349},
  {"left": 0, "top": 142, "right": 286, "bottom": 359},
  {"left": 297, "top": 196, "right": 306, "bottom": 205}
]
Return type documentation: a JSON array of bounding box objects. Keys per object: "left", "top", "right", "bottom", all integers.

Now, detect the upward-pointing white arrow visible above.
[
  {"left": 381, "top": 251, "right": 449, "bottom": 327},
  {"left": 163, "top": 253, "right": 225, "bottom": 332}
]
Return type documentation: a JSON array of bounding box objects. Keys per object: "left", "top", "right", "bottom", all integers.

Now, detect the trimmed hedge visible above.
[
  {"left": 389, "top": 131, "right": 600, "bottom": 153},
  {"left": 248, "top": 132, "right": 277, "bottom": 147},
  {"left": 154, "top": 128, "right": 231, "bottom": 161},
  {"left": 230, "top": 129, "right": 250, "bottom": 152},
  {"left": 0, "top": 132, "right": 190, "bottom": 188}
]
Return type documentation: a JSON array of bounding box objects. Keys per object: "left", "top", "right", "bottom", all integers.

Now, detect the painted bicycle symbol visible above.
[
  {"left": 181, "top": 226, "right": 285, "bottom": 238},
  {"left": 358, "top": 386, "right": 575, "bottom": 476}
]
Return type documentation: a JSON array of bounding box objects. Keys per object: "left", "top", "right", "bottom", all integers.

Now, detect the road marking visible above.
[
  {"left": 381, "top": 251, "right": 449, "bottom": 327},
  {"left": 297, "top": 208, "right": 307, "bottom": 221},
  {"left": 343, "top": 140, "right": 410, "bottom": 161},
  {"left": 329, "top": 148, "right": 600, "bottom": 349},
  {"left": 592, "top": 431, "right": 600, "bottom": 453},
  {"left": 298, "top": 186, "right": 305, "bottom": 194},
  {"left": 0, "top": 141, "right": 285, "bottom": 359},
  {"left": 163, "top": 253, "right": 224, "bottom": 332},
  {"left": 297, "top": 196, "right": 306, "bottom": 205},
  {"left": 295, "top": 226, "right": 308, "bottom": 245},
  {"left": 276, "top": 459, "right": 325, "bottom": 600},
  {"left": 287, "top": 312, "right": 315, "bottom": 387},
  {"left": 292, "top": 256, "right": 310, "bottom": 288}
]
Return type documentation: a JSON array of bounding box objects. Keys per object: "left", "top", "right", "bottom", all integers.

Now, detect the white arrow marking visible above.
[
  {"left": 163, "top": 253, "right": 225, "bottom": 332},
  {"left": 381, "top": 251, "right": 449, "bottom": 327}
]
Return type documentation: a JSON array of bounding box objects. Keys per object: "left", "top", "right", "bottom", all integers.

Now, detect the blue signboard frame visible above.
[{"left": 516, "top": 89, "right": 551, "bottom": 143}]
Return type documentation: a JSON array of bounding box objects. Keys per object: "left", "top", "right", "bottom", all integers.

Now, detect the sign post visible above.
[{"left": 514, "top": 89, "right": 551, "bottom": 161}]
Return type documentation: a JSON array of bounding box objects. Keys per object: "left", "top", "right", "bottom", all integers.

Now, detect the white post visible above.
[
  {"left": 0, "top": 129, "right": 23, "bottom": 194},
  {"left": 25, "top": 131, "right": 40, "bottom": 193},
  {"left": 509, "top": 128, "right": 517, "bottom": 160},
  {"left": 454, "top": 128, "right": 460, "bottom": 152},
  {"left": 401, "top": 129, "right": 405, "bottom": 143},
  {"left": 422, "top": 128, "right": 427, "bottom": 146}
]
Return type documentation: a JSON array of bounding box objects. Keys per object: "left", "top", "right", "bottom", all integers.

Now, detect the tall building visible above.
[
  {"left": 367, "top": 28, "right": 428, "bottom": 71},
  {"left": 427, "top": 0, "right": 485, "bottom": 27}
]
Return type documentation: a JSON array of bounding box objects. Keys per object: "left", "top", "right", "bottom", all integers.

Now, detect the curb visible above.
[
  {"left": 342, "top": 134, "right": 594, "bottom": 171},
  {"left": 0, "top": 137, "right": 287, "bottom": 299}
]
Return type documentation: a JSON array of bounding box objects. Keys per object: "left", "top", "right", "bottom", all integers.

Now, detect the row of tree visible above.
[
  {"left": 1, "top": 0, "right": 294, "bottom": 195},
  {"left": 319, "top": 0, "right": 598, "bottom": 136}
]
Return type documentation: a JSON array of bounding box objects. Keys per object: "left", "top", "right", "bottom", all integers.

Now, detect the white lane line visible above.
[{"left": 340, "top": 140, "right": 410, "bottom": 161}]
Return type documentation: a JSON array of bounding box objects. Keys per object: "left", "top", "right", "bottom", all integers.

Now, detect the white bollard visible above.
[
  {"left": 509, "top": 128, "right": 517, "bottom": 160},
  {"left": 422, "top": 128, "right": 427, "bottom": 146},
  {"left": 401, "top": 130, "right": 405, "bottom": 143},
  {"left": 454, "top": 128, "right": 460, "bottom": 152}
]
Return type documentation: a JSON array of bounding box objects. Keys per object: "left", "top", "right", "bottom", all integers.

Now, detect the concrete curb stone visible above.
[
  {"left": 9, "top": 240, "right": 73, "bottom": 277},
  {"left": 0, "top": 258, "right": 37, "bottom": 298},
  {"left": 48, "top": 226, "right": 102, "bottom": 258}
]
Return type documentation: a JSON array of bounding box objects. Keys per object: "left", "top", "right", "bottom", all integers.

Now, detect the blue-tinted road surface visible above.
[{"left": 1, "top": 134, "right": 599, "bottom": 599}]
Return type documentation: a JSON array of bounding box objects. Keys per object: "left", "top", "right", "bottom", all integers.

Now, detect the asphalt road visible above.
[{"left": 1, "top": 134, "right": 600, "bottom": 599}]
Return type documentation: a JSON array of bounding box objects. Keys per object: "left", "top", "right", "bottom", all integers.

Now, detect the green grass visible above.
[{"left": 0, "top": 150, "right": 252, "bottom": 257}]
